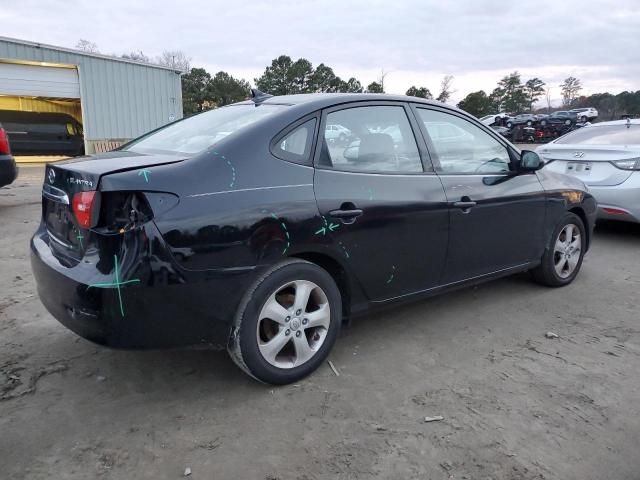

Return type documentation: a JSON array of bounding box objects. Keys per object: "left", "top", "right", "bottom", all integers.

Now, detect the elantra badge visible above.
[
  {"left": 48, "top": 168, "right": 56, "bottom": 184},
  {"left": 573, "top": 151, "right": 585, "bottom": 158}
]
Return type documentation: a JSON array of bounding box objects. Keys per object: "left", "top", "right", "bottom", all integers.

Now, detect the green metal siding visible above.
[{"left": 0, "top": 37, "right": 183, "bottom": 143}]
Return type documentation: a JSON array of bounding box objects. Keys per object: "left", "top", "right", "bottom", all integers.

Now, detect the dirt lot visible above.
[{"left": 1, "top": 165, "right": 639, "bottom": 480}]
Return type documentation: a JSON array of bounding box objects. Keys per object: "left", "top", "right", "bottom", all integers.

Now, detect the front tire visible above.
[
  {"left": 228, "top": 259, "right": 342, "bottom": 384},
  {"left": 531, "top": 213, "right": 586, "bottom": 287}
]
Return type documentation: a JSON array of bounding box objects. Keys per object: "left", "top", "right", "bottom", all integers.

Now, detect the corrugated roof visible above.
[{"left": 0, "top": 36, "right": 182, "bottom": 72}]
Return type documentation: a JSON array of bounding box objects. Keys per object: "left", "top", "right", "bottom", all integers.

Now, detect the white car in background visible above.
[
  {"left": 570, "top": 107, "right": 598, "bottom": 123},
  {"left": 537, "top": 119, "right": 640, "bottom": 223},
  {"left": 478, "top": 113, "right": 510, "bottom": 126},
  {"left": 324, "top": 124, "right": 351, "bottom": 143}
]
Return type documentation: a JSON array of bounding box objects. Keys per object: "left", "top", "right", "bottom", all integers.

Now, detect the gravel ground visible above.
[{"left": 1, "top": 165, "right": 639, "bottom": 480}]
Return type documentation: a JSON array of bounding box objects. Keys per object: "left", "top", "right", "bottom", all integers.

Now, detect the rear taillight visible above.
[
  {"left": 611, "top": 158, "right": 640, "bottom": 171},
  {"left": 72, "top": 191, "right": 97, "bottom": 228},
  {"left": 0, "top": 128, "right": 10, "bottom": 155}
]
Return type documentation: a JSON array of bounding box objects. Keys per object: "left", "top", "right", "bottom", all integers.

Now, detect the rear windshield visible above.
[
  {"left": 123, "top": 104, "right": 287, "bottom": 156},
  {"left": 555, "top": 125, "right": 640, "bottom": 145}
]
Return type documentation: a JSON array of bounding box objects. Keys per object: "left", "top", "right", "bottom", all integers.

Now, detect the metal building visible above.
[{"left": 0, "top": 36, "right": 183, "bottom": 156}]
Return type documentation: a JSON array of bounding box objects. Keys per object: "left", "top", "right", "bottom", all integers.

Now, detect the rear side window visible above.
[
  {"left": 319, "top": 105, "right": 422, "bottom": 173},
  {"left": 555, "top": 125, "right": 640, "bottom": 145},
  {"left": 124, "top": 104, "right": 287, "bottom": 156},
  {"left": 272, "top": 118, "right": 316, "bottom": 164}
]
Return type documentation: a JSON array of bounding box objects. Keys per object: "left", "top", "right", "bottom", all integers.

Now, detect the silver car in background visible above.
[{"left": 537, "top": 119, "right": 640, "bottom": 223}]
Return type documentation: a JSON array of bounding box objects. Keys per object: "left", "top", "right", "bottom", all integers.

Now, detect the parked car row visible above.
[
  {"left": 480, "top": 108, "right": 599, "bottom": 129},
  {"left": 491, "top": 121, "right": 586, "bottom": 144}
]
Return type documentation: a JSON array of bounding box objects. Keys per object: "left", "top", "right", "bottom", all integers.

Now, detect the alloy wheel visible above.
[
  {"left": 256, "top": 280, "right": 330, "bottom": 368},
  {"left": 553, "top": 224, "right": 582, "bottom": 279}
]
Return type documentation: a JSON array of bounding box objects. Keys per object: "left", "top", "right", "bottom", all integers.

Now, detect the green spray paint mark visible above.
[
  {"left": 315, "top": 216, "right": 339, "bottom": 236},
  {"left": 87, "top": 254, "right": 141, "bottom": 317},
  {"left": 76, "top": 231, "right": 84, "bottom": 249},
  {"left": 222, "top": 155, "right": 236, "bottom": 188},
  {"left": 138, "top": 169, "right": 151, "bottom": 182},
  {"left": 386, "top": 265, "right": 396, "bottom": 284},
  {"left": 338, "top": 241, "right": 350, "bottom": 259},
  {"left": 363, "top": 187, "right": 374, "bottom": 201},
  {"left": 270, "top": 213, "right": 290, "bottom": 255}
]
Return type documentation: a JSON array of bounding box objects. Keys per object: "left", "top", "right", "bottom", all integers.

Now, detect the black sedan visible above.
[
  {"left": 31, "top": 92, "right": 597, "bottom": 384},
  {"left": 540, "top": 111, "right": 579, "bottom": 127}
]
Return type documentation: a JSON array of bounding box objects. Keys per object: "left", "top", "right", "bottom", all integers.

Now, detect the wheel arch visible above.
[
  {"left": 290, "top": 251, "right": 356, "bottom": 321},
  {"left": 569, "top": 206, "right": 591, "bottom": 250}
]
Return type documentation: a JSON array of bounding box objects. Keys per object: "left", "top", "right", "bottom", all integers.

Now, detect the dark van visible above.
[{"left": 0, "top": 110, "right": 84, "bottom": 156}]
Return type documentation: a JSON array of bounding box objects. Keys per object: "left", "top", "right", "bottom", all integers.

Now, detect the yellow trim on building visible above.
[{"left": 0, "top": 95, "right": 82, "bottom": 122}]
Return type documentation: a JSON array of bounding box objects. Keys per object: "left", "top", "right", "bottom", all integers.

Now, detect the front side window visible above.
[
  {"left": 124, "top": 104, "right": 287, "bottom": 156},
  {"left": 555, "top": 125, "right": 640, "bottom": 145},
  {"left": 320, "top": 105, "right": 422, "bottom": 173},
  {"left": 416, "top": 108, "right": 511, "bottom": 174}
]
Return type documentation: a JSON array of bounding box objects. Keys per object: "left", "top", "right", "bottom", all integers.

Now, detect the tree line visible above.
[
  {"left": 456, "top": 72, "right": 640, "bottom": 120},
  {"left": 75, "top": 39, "right": 640, "bottom": 120}
]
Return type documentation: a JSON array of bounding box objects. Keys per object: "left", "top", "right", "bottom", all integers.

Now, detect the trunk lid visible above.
[
  {"left": 537, "top": 144, "right": 635, "bottom": 186},
  {"left": 42, "top": 151, "right": 185, "bottom": 259}
]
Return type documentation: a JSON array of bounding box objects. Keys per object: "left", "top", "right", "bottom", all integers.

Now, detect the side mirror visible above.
[{"left": 520, "top": 150, "right": 543, "bottom": 171}]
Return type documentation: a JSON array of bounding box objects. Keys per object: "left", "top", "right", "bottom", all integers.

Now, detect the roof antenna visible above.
[{"left": 251, "top": 88, "right": 273, "bottom": 104}]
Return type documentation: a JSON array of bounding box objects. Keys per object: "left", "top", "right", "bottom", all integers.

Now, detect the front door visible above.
[
  {"left": 313, "top": 102, "right": 449, "bottom": 301},
  {"left": 413, "top": 106, "right": 547, "bottom": 284}
]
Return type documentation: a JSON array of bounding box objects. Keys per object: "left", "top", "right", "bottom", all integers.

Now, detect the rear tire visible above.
[
  {"left": 228, "top": 259, "right": 342, "bottom": 384},
  {"left": 531, "top": 213, "right": 586, "bottom": 287}
]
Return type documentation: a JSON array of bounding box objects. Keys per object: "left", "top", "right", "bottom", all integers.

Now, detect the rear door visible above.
[
  {"left": 413, "top": 105, "right": 547, "bottom": 284},
  {"left": 313, "top": 102, "right": 449, "bottom": 301}
]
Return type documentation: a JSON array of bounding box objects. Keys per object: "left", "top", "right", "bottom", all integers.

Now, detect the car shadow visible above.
[{"left": 594, "top": 220, "right": 640, "bottom": 240}]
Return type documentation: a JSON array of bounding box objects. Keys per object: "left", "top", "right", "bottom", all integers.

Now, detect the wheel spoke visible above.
[
  {"left": 567, "top": 254, "right": 580, "bottom": 272},
  {"left": 261, "top": 295, "right": 289, "bottom": 325},
  {"left": 564, "top": 224, "right": 574, "bottom": 244},
  {"left": 258, "top": 329, "right": 290, "bottom": 364},
  {"left": 569, "top": 236, "right": 581, "bottom": 251},
  {"left": 293, "top": 333, "right": 315, "bottom": 366},
  {"left": 555, "top": 257, "right": 568, "bottom": 277},
  {"left": 293, "top": 281, "right": 313, "bottom": 314},
  {"left": 305, "top": 303, "right": 330, "bottom": 330},
  {"left": 554, "top": 236, "right": 565, "bottom": 254}
]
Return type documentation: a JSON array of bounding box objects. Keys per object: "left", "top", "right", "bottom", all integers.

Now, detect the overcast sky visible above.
[{"left": 1, "top": 0, "right": 638, "bottom": 104}]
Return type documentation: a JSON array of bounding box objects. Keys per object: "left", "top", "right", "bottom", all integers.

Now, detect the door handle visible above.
[
  {"left": 329, "top": 208, "right": 363, "bottom": 225},
  {"left": 452, "top": 196, "right": 477, "bottom": 213},
  {"left": 329, "top": 208, "right": 363, "bottom": 219},
  {"left": 452, "top": 201, "right": 477, "bottom": 209}
]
